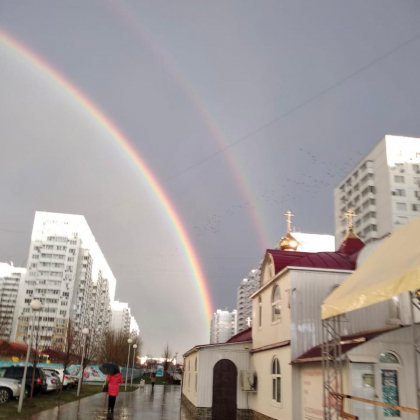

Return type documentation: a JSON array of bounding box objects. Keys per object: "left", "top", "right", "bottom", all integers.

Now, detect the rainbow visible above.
[
  {"left": 0, "top": 29, "right": 214, "bottom": 323},
  {"left": 108, "top": 1, "right": 270, "bottom": 248}
]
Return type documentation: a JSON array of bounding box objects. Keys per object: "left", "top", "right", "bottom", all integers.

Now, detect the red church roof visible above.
[
  {"left": 266, "top": 232, "right": 365, "bottom": 276},
  {"left": 226, "top": 327, "right": 252, "bottom": 343}
]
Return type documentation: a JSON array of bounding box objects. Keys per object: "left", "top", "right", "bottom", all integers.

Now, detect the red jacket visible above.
[{"left": 106, "top": 373, "right": 124, "bottom": 396}]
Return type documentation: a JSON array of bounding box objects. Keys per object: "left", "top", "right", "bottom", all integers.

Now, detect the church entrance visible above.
[{"left": 212, "top": 359, "right": 237, "bottom": 420}]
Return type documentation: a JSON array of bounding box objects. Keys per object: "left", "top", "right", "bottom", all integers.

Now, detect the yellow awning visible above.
[{"left": 322, "top": 217, "right": 420, "bottom": 320}]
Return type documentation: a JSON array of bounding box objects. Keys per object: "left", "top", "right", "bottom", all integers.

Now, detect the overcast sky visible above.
[{"left": 1, "top": 0, "right": 420, "bottom": 355}]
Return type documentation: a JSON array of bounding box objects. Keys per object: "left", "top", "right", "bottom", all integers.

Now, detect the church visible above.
[{"left": 182, "top": 211, "right": 417, "bottom": 420}]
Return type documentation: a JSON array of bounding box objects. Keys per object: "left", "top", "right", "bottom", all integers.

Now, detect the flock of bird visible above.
[{"left": 193, "top": 147, "right": 366, "bottom": 239}]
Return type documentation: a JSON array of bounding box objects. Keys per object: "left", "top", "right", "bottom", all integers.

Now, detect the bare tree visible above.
[
  {"left": 162, "top": 343, "right": 173, "bottom": 382},
  {"left": 28, "top": 313, "right": 51, "bottom": 401},
  {"left": 97, "top": 329, "right": 142, "bottom": 367},
  {"left": 50, "top": 320, "right": 78, "bottom": 399}
]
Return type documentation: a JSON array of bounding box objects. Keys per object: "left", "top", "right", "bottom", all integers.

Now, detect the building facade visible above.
[
  {"left": 110, "top": 301, "right": 131, "bottom": 334},
  {"left": 334, "top": 135, "right": 420, "bottom": 246},
  {"left": 236, "top": 232, "right": 335, "bottom": 334},
  {"left": 11, "top": 211, "right": 116, "bottom": 350},
  {"left": 0, "top": 263, "right": 26, "bottom": 341},
  {"left": 237, "top": 268, "right": 261, "bottom": 333},
  {"left": 210, "top": 309, "right": 237, "bottom": 344}
]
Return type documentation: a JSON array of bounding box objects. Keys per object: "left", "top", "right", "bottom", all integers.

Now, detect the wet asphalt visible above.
[{"left": 29, "top": 385, "right": 192, "bottom": 420}]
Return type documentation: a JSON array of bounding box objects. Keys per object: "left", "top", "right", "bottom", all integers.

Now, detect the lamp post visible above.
[
  {"left": 18, "top": 299, "right": 43, "bottom": 413},
  {"left": 76, "top": 328, "right": 90, "bottom": 397},
  {"left": 130, "top": 344, "right": 138, "bottom": 387},
  {"left": 125, "top": 338, "right": 133, "bottom": 390}
]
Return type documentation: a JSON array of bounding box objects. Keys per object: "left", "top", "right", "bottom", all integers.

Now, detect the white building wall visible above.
[
  {"left": 248, "top": 346, "right": 293, "bottom": 420},
  {"left": 192, "top": 343, "right": 251, "bottom": 409}
]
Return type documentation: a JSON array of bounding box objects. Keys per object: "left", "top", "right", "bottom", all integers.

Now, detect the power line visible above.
[{"left": 91, "top": 30, "right": 420, "bottom": 215}]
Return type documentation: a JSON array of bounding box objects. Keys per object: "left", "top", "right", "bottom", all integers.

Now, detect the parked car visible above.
[
  {"left": 0, "top": 366, "right": 47, "bottom": 395},
  {"left": 43, "top": 368, "right": 75, "bottom": 389},
  {"left": 0, "top": 378, "right": 22, "bottom": 404},
  {"left": 43, "top": 370, "right": 60, "bottom": 393}
]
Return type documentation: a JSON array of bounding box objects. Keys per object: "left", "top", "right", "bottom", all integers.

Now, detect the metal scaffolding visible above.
[{"left": 322, "top": 315, "right": 343, "bottom": 420}]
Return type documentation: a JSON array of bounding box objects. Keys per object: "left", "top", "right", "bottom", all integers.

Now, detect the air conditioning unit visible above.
[{"left": 240, "top": 371, "right": 257, "bottom": 392}]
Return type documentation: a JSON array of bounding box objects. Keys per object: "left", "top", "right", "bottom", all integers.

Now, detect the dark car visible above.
[{"left": 0, "top": 366, "right": 47, "bottom": 396}]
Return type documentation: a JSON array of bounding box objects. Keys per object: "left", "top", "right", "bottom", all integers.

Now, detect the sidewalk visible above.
[{"left": 27, "top": 385, "right": 190, "bottom": 420}]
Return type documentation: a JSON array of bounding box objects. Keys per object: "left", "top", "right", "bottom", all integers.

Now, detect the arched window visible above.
[
  {"left": 378, "top": 352, "right": 400, "bottom": 417},
  {"left": 272, "top": 357, "right": 281, "bottom": 403},
  {"left": 272, "top": 285, "right": 281, "bottom": 322},
  {"left": 258, "top": 296, "right": 262, "bottom": 327},
  {"left": 195, "top": 357, "right": 198, "bottom": 392},
  {"left": 379, "top": 352, "right": 399, "bottom": 364}
]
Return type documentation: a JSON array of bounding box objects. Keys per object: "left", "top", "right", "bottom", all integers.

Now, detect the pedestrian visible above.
[
  {"left": 106, "top": 369, "right": 124, "bottom": 414},
  {"left": 151, "top": 373, "right": 156, "bottom": 391}
]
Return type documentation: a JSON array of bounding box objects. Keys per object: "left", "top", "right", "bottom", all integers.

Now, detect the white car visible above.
[
  {"left": 44, "top": 368, "right": 75, "bottom": 389},
  {"left": 43, "top": 371, "right": 60, "bottom": 393},
  {"left": 0, "top": 378, "right": 22, "bottom": 403}
]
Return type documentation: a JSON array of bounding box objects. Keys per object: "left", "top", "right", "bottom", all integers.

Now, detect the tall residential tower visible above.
[{"left": 334, "top": 135, "right": 420, "bottom": 246}]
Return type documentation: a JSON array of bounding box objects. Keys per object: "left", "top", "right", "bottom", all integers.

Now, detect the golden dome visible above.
[{"left": 279, "top": 232, "right": 299, "bottom": 251}]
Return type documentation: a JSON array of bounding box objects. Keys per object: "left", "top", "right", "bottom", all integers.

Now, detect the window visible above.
[
  {"left": 195, "top": 357, "right": 198, "bottom": 392},
  {"left": 389, "top": 296, "right": 400, "bottom": 321},
  {"left": 396, "top": 202, "right": 407, "bottom": 211},
  {"left": 394, "top": 189, "right": 406, "bottom": 196},
  {"left": 412, "top": 204, "right": 420, "bottom": 212},
  {"left": 413, "top": 164, "right": 420, "bottom": 174},
  {"left": 272, "top": 358, "right": 281, "bottom": 403},
  {"left": 258, "top": 296, "right": 262, "bottom": 328},
  {"left": 272, "top": 285, "right": 281, "bottom": 323},
  {"left": 378, "top": 352, "right": 400, "bottom": 417},
  {"left": 394, "top": 175, "right": 405, "bottom": 183},
  {"left": 188, "top": 360, "right": 191, "bottom": 389}
]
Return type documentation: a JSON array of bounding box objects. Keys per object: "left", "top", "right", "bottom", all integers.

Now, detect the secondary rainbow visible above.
[
  {"left": 0, "top": 29, "right": 213, "bottom": 322},
  {"left": 108, "top": 0, "right": 270, "bottom": 247}
]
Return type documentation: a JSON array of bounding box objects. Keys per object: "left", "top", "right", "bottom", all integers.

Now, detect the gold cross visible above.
[
  {"left": 344, "top": 209, "right": 357, "bottom": 231},
  {"left": 284, "top": 210, "right": 294, "bottom": 234}
]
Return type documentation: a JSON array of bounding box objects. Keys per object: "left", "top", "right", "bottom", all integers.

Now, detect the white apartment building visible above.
[
  {"left": 334, "top": 135, "right": 420, "bottom": 246},
  {"left": 110, "top": 301, "right": 131, "bottom": 334},
  {"left": 0, "top": 263, "right": 26, "bottom": 341},
  {"left": 237, "top": 268, "right": 261, "bottom": 333},
  {"left": 210, "top": 309, "right": 237, "bottom": 344},
  {"left": 12, "top": 211, "right": 116, "bottom": 349},
  {"left": 130, "top": 316, "right": 140, "bottom": 337}
]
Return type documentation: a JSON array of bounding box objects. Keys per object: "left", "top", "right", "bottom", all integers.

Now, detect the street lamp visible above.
[
  {"left": 125, "top": 338, "right": 133, "bottom": 390},
  {"left": 76, "top": 328, "right": 90, "bottom": 397},
  {"left": 130, "top": 344, "right": 138, "bottom": 387},
  {"left": 18, "top": 299, "right": 43, "bottom": 413}
]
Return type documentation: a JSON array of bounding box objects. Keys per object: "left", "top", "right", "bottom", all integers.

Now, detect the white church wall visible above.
[
  {"left": 252, "top": 270, "right": 292, "bottom": 350},
  {"left": 248, "top": 345, "right": 293, "bottom": 420},
  {"left": 183, "top": 351, "right": 199, "bottom": 406},
  {"left": 196, "top": 343, "right": 251, "bottom": 409}
]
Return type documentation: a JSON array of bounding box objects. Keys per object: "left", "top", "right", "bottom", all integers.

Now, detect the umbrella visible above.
[{"left": 102, "top": 362, "right": 120, "bottom": 375}]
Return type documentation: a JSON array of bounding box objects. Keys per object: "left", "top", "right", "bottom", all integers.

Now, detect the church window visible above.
[
  {"left": 272, "top": 357, "right": 281, "bottom": 403},
  {"left": 195, "top": 357, "right": 198, "bottom": 392},
  {"left": 272, "top": 285, "right": 281, "bottom": 323},
  {"left": 258, "top": 297, "right": 262, "bottom": 328}
]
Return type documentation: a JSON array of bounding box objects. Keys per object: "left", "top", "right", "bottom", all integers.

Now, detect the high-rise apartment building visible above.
[
  {"left": 237, "top": 268, "right": 261, "bottom": 333},
  {"left": 12, "top": 211, "right": 116, "bottom": 349},
  {"left": 334, "top": 135, "right": 420, "bottom": 246},
  {"left": 0, "top": 263, "right": 26, "bottom": 341},
  {"left": 210, "top": 309, "right": 237, "bottom": 344},
  {"left": 110, "top": 301, "right": 131, "bottom": 334}
]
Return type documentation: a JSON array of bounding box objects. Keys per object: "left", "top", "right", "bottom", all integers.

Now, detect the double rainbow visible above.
[{"left": 0, "top": 29, "right": 213, "bottom": 322}]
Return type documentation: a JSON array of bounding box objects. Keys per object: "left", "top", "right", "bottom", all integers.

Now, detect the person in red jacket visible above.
[{"left": 106, "top": 370, "right": 124, "bottom": 413}]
